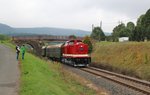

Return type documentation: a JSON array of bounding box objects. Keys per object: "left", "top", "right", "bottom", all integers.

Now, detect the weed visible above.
[{"left": 92, "top": 42, "right": 150, "bottom": 81}]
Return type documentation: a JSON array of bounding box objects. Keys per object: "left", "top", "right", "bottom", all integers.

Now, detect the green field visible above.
[
  {"left": 20, "top": 53, "right": 97, "bottom": 95},
  {"left": 91, "top": 41, "right": 150, "bottom": 81}
]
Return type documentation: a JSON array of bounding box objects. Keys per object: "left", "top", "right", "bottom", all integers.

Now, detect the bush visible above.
[
  {"left": 0, "top": 34, "right": 10, "bottom": 41},
  {"left": 83, "top": 36, "right": 93, "bottom": 53}
]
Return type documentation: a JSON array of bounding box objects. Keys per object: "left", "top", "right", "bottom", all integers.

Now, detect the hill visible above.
[
  {"left": 0, "top": 23, "right": 111, "bottom": 36},
  {"left": 14, "top": 27, "right": 91, "bottom": 36},
  {"left": 0, "top": 23, "right": 91, "bottom": 36},
  {"left": 0, "top": 23, "right": 15, "bottom": 35}
]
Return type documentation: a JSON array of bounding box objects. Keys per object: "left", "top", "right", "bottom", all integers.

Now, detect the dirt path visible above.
[{"left": 0, "top": 44, "right": 19, "bottom": 95}]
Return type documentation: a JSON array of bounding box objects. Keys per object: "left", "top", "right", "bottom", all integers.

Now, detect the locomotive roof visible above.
[
  {"left": 69, "top": 39, "right": 82, "bottom": 41},
  {"left": 46, "top": 43, "right": 63, "bottom": 48},
  {"left": 66, "top": 39, "right": 82, "bottom": 43}
]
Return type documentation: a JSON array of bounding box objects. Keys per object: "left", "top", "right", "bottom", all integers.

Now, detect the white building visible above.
[{"left": 119, "top": 37, "right": 129, "bottom": 42}]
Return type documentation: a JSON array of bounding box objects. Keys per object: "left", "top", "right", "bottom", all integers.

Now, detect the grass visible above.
[
  {"left": 1, "top": 41, "right": 100, "bottom": 95},
  {"left": 91, "top": 41, "right": 150, "bottom": 81},
  {"left": 1, "top": 40, "right": 15, "bottom": 48},
  {"left": 20, "top": 53, "right": 97, "bottom": 95}
]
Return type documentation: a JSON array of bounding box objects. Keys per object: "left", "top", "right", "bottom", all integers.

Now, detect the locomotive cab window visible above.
[
  {"left": 64, "top": 41, "right": 69, "bottom": 46},
  {"left": 76, "top": 40, "right": 82, "bottom": 44},
  {"left": 68, "top": 40, "right": 74, "bottom": 45}
]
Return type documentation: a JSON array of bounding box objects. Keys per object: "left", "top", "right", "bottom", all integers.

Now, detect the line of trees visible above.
[
  {"left": 111, "top": 8, "right": 150, "bottom": 42},
  {"left": 90, "top": 8, "right": 150, "bottom": 42},
  {"left": 111, "top": 22, "right": 135, "bottom": 41},
  {"left": 88, "top": 8, "right": 150, "bottom": 53}
]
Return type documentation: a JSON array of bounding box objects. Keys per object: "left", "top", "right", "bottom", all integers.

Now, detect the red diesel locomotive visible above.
[{"left": 42, "top": 39, "right": 91, "bottom": 66}]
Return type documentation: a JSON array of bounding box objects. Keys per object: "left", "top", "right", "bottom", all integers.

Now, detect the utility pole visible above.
[
  {"left": 99, "top": 21, "right": 102, "bottom": 42},
  {"left": 118, "top": 20, "right": 120, "bottom": 24},
  {"left": 118, "top": 20, "right": 122, "bottom": 25},
  {"left": 92, "top": 24, "right": 94, "bottom": 32},
  {"left": 100, "top": 21, "right": 102, "bottom": 28}
]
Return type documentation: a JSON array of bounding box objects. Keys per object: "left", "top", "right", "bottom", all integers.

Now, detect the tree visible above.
[
  {"left": 137, "top": 14, "right": 145, "bottom": 26},
  {"left": 106, "top": 35, "right": 113, "bottom": 41},
  {"left": 119, "top": 28, "right": 130, "bottom": 37},
  {"left": 145, "top": 25, "right": 150, "bottom": 40},
  {"left": 90, "top": 27, "right": 105, "bottom": 41},
  {"left": 127, "top": 22, "right": 135, "bottom": 31},
  {"left": 141, "top": 9, "right": 150, "bottom": 29},
  {"left": 113, "top": 23, "right": 126, "bottom": 35},
  {"left": 69, "top": 35, "right": 76, "bottom": 39},
  {"left": 132, "top": 26, "right": 145, "bottom": 41},
  {"left": 112, "top": 23, "right": 126, "bottom": 41},
  {"left": 112, "top": 23, "right": 133, "bottom": 41},
  {"left": 127, "top": 22, "right": 135, "bottom": 40},
  {"left": 83, "top": 36, "right": 93, "bottom": 53},
  {"left": 135, "top": 9, "right": 150, "bottom": 41}
]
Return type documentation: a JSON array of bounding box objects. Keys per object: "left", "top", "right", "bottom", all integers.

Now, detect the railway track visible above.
[{"left": 80, "top": 66, "right": 150, "bottom": 95}]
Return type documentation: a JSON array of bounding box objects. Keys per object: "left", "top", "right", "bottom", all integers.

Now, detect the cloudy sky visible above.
[{"left": 0, "top": 0, "right": 149, "bottom": 33}]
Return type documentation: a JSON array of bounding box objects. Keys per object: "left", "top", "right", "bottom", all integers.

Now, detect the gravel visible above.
[{"left": 62, "top": 64, "right": 146, "bottom": 95}]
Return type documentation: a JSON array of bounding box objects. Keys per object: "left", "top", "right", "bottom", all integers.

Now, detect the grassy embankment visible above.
[
  {"left": 1, "top": 41, "right": 99, "bottom": 95},
  {"left": 20, "top": 53, "right": 97, "bottom": 95},
  {"left": 91, "top": 42, "right": 150, "bottom": 81}
]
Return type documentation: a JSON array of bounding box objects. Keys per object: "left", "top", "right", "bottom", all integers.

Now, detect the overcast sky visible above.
[{"left": 0, "top": 0, "right": 149, "bottom": 33}]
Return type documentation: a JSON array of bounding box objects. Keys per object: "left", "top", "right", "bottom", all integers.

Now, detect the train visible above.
[{"left": 42, "top": 39, "right": 91, "bottom": 67}]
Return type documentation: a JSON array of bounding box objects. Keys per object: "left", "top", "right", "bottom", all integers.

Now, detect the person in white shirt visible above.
[{"left": 16, "top": 45, "right": 20, "bottom": 60}]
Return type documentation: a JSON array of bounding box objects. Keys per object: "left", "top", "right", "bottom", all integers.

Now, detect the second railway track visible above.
[{"left": 80, "top": 66, "right": 150, "bottom": 95}]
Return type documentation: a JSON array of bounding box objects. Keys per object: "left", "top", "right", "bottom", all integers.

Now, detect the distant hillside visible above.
[
  {"left": 0, "top": 23, "right": 15, "bottom": 35},
  {"left": 0, "top": 23, "right": 110, "bottom": 36},
  {"left": 14, "top": 27, "right": 91, "bottom": 36},
  {"left": 0, "top": 23, "right": 91, "bottom": 36}
]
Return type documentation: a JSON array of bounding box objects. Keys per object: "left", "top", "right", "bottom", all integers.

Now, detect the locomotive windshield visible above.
[
  {"left": 63, "top": 40, "right": 82, "bottom": 46},
  {"left": 68, "top": 40, "right": 74, "bottom": 45}
]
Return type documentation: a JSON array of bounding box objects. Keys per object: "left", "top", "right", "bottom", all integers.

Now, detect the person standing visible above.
[
  {"left": 16, "top": 45, "right": 20, "bottom": 60},
  {"left": 21, "top": 45, "right": 26, "bottom": 60}
]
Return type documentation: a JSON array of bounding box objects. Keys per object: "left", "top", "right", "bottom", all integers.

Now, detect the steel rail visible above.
[
  {"left": 80, "top": 67, "right": 150, "bottom": 95},
  {"left": 88, "top": 66, "right": 150, "bottom": 87}
]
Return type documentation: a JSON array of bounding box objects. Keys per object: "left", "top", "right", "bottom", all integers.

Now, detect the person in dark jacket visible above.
[{"left": 16, "top": 45, "right": 20, "bottom": 60}]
